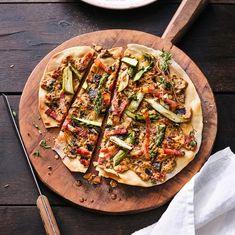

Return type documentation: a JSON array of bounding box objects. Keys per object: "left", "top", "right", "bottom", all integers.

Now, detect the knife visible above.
[{"left": 2, "top": 93, "right": 60, "bottom": 235}]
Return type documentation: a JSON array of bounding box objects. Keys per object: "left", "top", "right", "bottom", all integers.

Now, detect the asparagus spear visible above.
[
  {"left": 94, "top": 73, "right": 109, "bottom": 115},
  {"left": 145, "top": 98, "right": 191, "bottom": 123},
  {"left": 121, "top": 57, "right": 138, "bottom": 67},
  {"left": 125, "top": 110, "right": 159, "bottom": 122},
  {"left": 127, "top": 92, "right": 144, "bottom": 112},
  {"left": 62, "top": 65, "right": 74, "bottom": 94},
  {"left": 150, "top": 124, "right": 166, "bottom": 161},
  {"left": 113, "top": 132, "right": 135, "bottom": 166},
  {"left": 155, "top": 124, "right": 166, "bottom": 147},
  {"left": 133, "top": 54, "right": 155, "bottom": 81},
  {"left": 71, "top": 116, "right": 102, "bottom": 127}
]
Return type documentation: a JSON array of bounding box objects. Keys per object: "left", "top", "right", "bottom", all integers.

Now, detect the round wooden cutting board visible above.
[{"left": 19, "top": 29, "right": 217, "bottom": 214}]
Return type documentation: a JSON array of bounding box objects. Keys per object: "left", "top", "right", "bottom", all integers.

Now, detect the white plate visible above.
[{"left": 81, "top": 0, "right": 157, "bottom": 10}]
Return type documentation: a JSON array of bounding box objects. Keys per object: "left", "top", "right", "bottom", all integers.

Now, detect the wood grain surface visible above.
[
  {"left": 1, "top": 94, "right": 234, "bottom": 206},
  {"left": 0, "top": 3, "right": 234, "bottom": 93},
  {"left": 162, "top": 0, "right": 208, "bottom": 43},
  {"left": 1, "top": 0, "right": 233, "bottom": 3},
  {"left": 1, "top": 0, "right": 234, "bottom": 234},
  {"left": 18, "top": 29, "right": 217, "bottom": 213},
  {"left": 0, "top": 205, "right": 168, "bottom": 235}
]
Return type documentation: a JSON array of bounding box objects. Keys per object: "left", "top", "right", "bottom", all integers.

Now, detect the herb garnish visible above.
[
  {"left": 159, "top": 77, "right": 172, "bottom": 90},
  {"left": 190, "top": 140, "right": 197, "bottom": 147},
  {"left": 159, "top": 51, "right": 172, "bottom": 72},
  {"left": 189, "top": 129, "right": 196, "bottom": 136}
]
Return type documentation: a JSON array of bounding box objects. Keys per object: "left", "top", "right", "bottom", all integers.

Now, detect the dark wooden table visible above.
[{"left": 0, "top": 0, "right": 234, "bottom": 234}]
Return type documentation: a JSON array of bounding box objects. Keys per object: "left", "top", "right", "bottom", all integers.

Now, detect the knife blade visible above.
[{"left": 2, "top": 93, "right": 60, "bottom": 235}]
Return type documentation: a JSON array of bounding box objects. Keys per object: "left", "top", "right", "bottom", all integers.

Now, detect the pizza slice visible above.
[
  {"left": 53, "top": 47, "right": 123, "bottom": 173},
  {"left": 96, "top": 44, "right": 203, "bottom": 187},
  {"left": 39, "top": 46, "right": 94, "bottom": 128}
]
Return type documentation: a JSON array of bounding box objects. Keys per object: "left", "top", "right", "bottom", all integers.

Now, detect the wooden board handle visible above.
[
  {"left": 162, "top": 0, "right": 208, "bottom": 44},
  {"left": 36, "top": 195, "right": 61, "bottom": 235}
]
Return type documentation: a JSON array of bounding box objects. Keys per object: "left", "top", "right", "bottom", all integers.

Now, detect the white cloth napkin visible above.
[{"left": 133, "top": 147, "right": 235, "bottom": 235}]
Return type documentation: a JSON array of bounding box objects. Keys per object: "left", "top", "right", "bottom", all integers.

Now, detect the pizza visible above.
[
  {"left": 96, "top": 44, "right": 203, "bottom": 187},
  {"left": 53, "top": 47, "right": 123, "bottom": 172},
  {"left": 39, "top": 44, "right": 203, "bottom": 186},
  {"left": 39, "top": 46, "right": 94, "bottom": 128}
]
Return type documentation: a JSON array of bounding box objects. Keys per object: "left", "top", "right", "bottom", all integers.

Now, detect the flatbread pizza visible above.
[
  {"left": 96, "top": 44, "right": 203, "bottom": 187},
  {"left": 38, "top": 43, "right": 203, "bottom": 187},
  {"left": 39, "top": 46, "right": 94, "bottom": 128},
  {"left": 53, "top": 47, "right": 123, "bottom": 172}
]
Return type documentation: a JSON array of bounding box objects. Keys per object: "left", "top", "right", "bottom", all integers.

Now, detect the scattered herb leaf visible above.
[
  {"left": 40, "top": 139, "right": 51, "bottom": 149},
  {"left": 33, "top": 122, "right": 39, "bottom": 129},
  {"left": 33, "top": 122, "right": 42, "bottom": 134},
  {"left": 33, "top": 150, "right": 41, "bottom": 157}
]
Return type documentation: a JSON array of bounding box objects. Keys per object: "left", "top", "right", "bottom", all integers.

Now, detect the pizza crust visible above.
[
  {"left": 53, "top": 131, "right": 87, "bottom": 173},
  {"left": 39, "top": 46, "right": 94, "bottom": 128},
  {"left": 39, "top": 88, "right": 59, "bottom": 128},
  {"left": 97, "top": 44, "right": 203, "bottom": 187}
]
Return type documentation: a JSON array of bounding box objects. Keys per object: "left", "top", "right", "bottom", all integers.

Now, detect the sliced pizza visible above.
[
  {"left": 39, "top": 46, "right": 94, "bottom": 128},
  {"left": 96, "top": 44, "right": 203, "bottom": 187},
  {"left": 53, "top": 47, "right": 123, "bottom": 173}
]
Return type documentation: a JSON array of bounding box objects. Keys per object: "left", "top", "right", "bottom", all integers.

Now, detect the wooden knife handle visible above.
[
  {"left": 36, "top": 195, "right": 61, "bottom": 235},
  {"left": 162, "top": 0, "right": 208, "bottom": 44}
]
